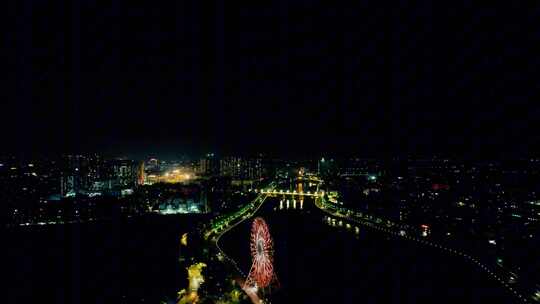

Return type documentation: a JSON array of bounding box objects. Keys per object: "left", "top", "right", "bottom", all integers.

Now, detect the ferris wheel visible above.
[{"left": 244, "top": 217, "right": 278, "bottom": 291}]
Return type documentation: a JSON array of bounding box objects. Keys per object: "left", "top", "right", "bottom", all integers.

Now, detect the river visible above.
[{"left": 219, "top": 196, "right": 518, "bottom": 304}]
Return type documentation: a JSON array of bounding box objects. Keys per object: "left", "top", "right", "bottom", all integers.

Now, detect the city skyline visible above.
[{"left": 2, "top": 152, "right": 539, "bottom": 303}]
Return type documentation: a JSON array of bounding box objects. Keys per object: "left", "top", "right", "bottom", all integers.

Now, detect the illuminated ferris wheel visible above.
[{"left": 244, "top": 217, "right": 278, "bottom": 291}]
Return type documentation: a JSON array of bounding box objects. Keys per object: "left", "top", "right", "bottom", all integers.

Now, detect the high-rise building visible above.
[
  {"left": 111, "top": 159, "right": 137, "bottom": 187},
  {"left": 60, "top": 174, "right": 76, "bottom": 197},
  {"left": 86, "top": 154, "right": 105, "bottom": 185},
  {"left": 219, "top": 157, "right": 263, "bottom": 180},
  {"left": 339, "top": 158, "right": 371, "bottom": 176},
  {"left": 60, "top": 154, "right": 93, "bottom": 196},
  {"left": 138, "top": 161, "right": 145, "bottom": 185},
  {"left": 318, "top": 157, "right": 337, "bottom": 177},
  {"left": 147, "top": 158, "right": 159, "bottom": 171},
  {"left": 199, "top": 153, "right": 219, "bottom": 176},
  {"left": 220, "top": 157, "right": 241, "bottom": 178},
  {"left": 246, "top": 157, "right": 263, "bottom": 180},
  {"left": 57, "top": 155, "right": 138, "bottom": 196}
]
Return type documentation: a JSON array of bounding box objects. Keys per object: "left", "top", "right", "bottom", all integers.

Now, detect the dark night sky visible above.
[{"left": 4, "top": 2, "right": 540, "bottom": 158}]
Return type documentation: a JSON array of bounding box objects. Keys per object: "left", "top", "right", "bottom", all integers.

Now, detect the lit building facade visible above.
[
  {"left": 138, "top": 161, "right": 145, "bottom": 185},
  {"left": 111, "top": 159, "right": 137, "bottom": 187},
  {"left": 199, "top": 153, "right": 219, "bottom": 176},
  {"left": 220, "top": 156, "right": 263, "bottom": 180},
  {"left": 318, "top": 157, "right": 337, "bottom": 177}
]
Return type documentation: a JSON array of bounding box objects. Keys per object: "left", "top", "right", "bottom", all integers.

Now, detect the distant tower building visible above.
[
  {"left": 138, "top": 161, "right": 145, "bottom": 185},
  {"left": 148, "top": 158, "right": 159, "bottom": 171},
  {"left": 112, "top": 159, "right": 137, "bottom": 187},
  {"left": 219, "top": 156, "right": 263, "bottom": 180},
  {"left": 199, "top": 153, "right": 219, "bottom": 176},
  {"left": 317, "top": 158, "right": 323, "bottom": 175},
  {"left": 60, "top": 154, "right": 87, "bottom": 196},
  {"left": 249, "top": 157, "right": 263, "bottom": 180},
  {"left": 220, "top": 157, "right": 241, "bottom": 178},
  {"left": 318, "top": 157, "right": 337, "bottom": 177},
  {"left": 86, "top": 154, "right": 104, "bottom": 186},
  {"left": 61, "top": 174, "right": 76, "bottom": 197},
  {"left": 219, "top": 158, "right": 230, "bottom": 176},
  {"left": 199, "top": 159, "right": 206, "bottom": 175}
]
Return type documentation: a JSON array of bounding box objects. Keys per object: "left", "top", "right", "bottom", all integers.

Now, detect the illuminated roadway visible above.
[
  {"left": 205, "top": 182, "right": 277, "bottom": 277},
  {"left": 314, "top": 196, "right": 532, "bottom": 304}
]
